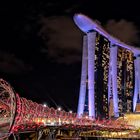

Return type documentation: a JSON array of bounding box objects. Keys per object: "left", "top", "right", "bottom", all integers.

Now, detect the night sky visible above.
[{"left": 0, "top": 0, "right": 140, "bottom": 112}]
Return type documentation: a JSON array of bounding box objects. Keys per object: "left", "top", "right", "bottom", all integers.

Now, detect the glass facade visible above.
[
  {"left": 94, "top": 33, "right": 110, "bottom": 119},
  {"left": 117, "top": 47, "right": 134, "bottom": 115}
]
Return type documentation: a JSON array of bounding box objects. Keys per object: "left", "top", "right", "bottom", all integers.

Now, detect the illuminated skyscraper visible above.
[
  {"left": 74, "top": 13, "right": 140, "bottom": 119},
  {"left": 77, "top": 32, "right": 110, "bottom": 119},
  {"left": 77, "top": 32, "right": 96, "bottom": 118},
  {"left": 117, "top": 47, "right": 134, "bottom": 114},
  {"left": 94, "top": 33, "right": 110, "bottom": 118}
]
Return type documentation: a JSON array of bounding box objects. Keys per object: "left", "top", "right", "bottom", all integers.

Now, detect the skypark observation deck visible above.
[
  {"left": 74, "top": 13, "right": 140, "bottom": 119},
  {"left": 74, "top": 13, "right": 140, "bottom": 56}
]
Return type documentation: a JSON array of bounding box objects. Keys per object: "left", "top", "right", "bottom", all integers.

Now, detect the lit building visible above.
[
  {"left": 117, "top": 47, "right": 134, "bottom": 115},
  {"left": 94, "top": 33, "right": 110, "bottom": 119},
  {"left": 74, "top": 13, "right": 140, "bottom": 119}
]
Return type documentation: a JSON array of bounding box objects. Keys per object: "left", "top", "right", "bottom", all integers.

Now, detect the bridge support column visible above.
[
  {"left": 77, "top": 35, "right": 88, "bottom": 117},
  {"left": 133, "top": 55, "right": 140, "bottom": 112},
  {"left": 87, "top": 31, "right": 96, "bottom": 119},
  {"left": 110, "top": 44, "right": 119, "bottom": 117}
]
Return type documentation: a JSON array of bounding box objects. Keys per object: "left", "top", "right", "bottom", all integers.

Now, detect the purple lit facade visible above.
[
  {"left": 77, "top": 32, "right": 96, "bottom": 118},
  {"left": 74, "top": 14, "right": 140, "bottom": 118},
  {"left": 109, "top": 45, "right": 119, "bottom": 117},
  {"left": 77, "top": 35, "right": 87, "bottom": 117},
  {"left": 133, "top": 56, "right": 140, "bottom": 111},
  {"left": 87, "top": 31, "right": 96, "bottom": 118}
]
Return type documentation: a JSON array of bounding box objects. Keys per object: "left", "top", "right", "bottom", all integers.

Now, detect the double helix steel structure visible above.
[
  {"left": 0, "top": 79, "right": 93, "bottom": 139},
  {"left": 0, "top": 79, "right": 135, "bottom": 139}
]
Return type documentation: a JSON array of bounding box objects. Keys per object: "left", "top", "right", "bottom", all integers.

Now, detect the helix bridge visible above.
[{"left": 0, "top": 79, "right": 137, "bottom": 139}]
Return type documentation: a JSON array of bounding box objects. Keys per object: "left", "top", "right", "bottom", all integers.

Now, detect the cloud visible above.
[
  {"left": 105, "top": 19, "right": 139, "bottom": 45},
  {"left": 0, "top": 51, "right": 32, "bottom": 75},
  {"left": 38, "top": 16, "right": 83, "bottom": 64},
  {"left": 38, "top": 16, "right": 140, "bottom": 64}
]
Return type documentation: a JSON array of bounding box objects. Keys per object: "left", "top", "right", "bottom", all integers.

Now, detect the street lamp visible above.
[
  {"left": 57, "top": 107, "right": 62, "bottom": 111},
  {"left": 69, "top": 110, "right": 73, "bottom": 113},
  {"left": 43, "top": 103, "right": 47, "bottom": 107}
]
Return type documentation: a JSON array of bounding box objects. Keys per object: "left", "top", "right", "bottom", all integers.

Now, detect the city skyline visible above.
[{"left": 0, "top": 0, "right": 140, "bottom": 113}]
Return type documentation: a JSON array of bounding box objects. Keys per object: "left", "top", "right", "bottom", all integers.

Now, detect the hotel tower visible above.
[{"left": 74, "top": 14, "right": 140, "bottom": 119}]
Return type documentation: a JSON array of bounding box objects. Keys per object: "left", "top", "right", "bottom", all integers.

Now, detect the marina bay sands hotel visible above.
[{"left": 74, "top": 14, "right": 140, "bottom": 119}]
